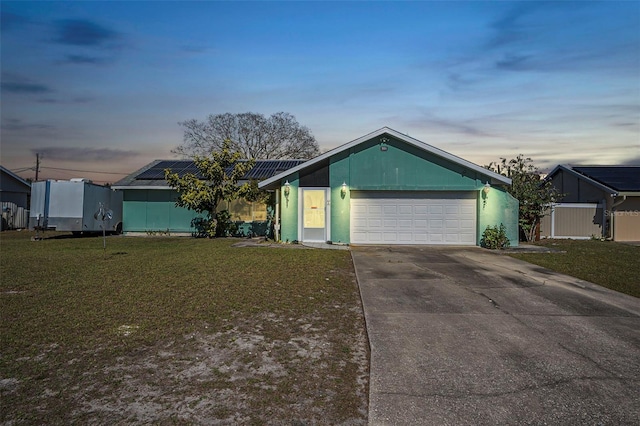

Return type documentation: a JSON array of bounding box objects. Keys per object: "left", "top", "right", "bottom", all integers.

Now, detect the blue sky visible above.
[{"left": 2, "top": 1, "right": 639, "bottom": 184}]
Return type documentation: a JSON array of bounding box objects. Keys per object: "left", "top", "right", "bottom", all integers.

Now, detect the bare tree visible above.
[{"left": 173, "top": 112, "right": 320, "bottom": 160}]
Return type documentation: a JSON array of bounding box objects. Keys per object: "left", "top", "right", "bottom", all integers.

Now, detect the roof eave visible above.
[
  {"left": 1, "top": 166, "right": 31, "bottom": 188},
  {"left": 259, "top": 127, "right": 511, "bottom": 189},
  {"left": 548, "top": 164, "right": 619, "bottom": 195}
]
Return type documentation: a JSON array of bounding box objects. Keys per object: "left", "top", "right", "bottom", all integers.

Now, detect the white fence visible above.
[
  {"left": 539, "top": 203, "right": 605, "bottom": 239},
  {"left": 1, "top": 202, "right": 30, "bottom": 230}
]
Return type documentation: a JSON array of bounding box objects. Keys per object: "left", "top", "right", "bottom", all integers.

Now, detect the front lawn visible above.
[
  {"left": 0, "top": 231, "right": 368, "bottom": 424},
  {"left": 509, "top": 239, "right": 640, "bottom": 298}
]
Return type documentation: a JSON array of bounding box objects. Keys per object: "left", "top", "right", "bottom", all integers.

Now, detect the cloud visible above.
[
  {"left": 54, "top": 19, "right": 119, "bottom": 47},
  {"left": 1, "top": 81, "right": 52, "bottom": 94},
  {"left": 2, "top": 118, "right": 54, "bottom": 131},
  {"left": 181, "top": 45, "right": 212, "bottom": 54},
  {"left": 59, "top": 54, "right": 106, "bottom": 65},
  {"left": 400, "top": 112, "right": 495, "bottom": 138},
  {"left": 619, "top": 156, "right": 640, "bottom": 166},
  {"left": 495, "top": 53, "right": 532, "bottom": 71},
  {"left": 486, "top": 2, "right": 542, "bottom": 49},
  {"left": 32, "top": 147, "right": 139, "bottom": 162},
  {"left": 36, "top": 96, "right": 95, "bottom": 105},
  {"left": 0, "top": 11, "right": 28, "bottom": 32}
]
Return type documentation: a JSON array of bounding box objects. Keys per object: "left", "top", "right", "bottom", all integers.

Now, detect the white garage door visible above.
[{"left": 350, "top": 191, "right": 477, "bottom": 245}]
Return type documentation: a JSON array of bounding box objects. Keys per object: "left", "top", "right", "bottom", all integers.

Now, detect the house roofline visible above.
[
  {"left": 259, "top": 127, "right": 511, "bottom": 190},
  {"left": 0, "top": 165, "right": 31, "bottom": 188},
  {"left": 546, "top": 164, "right": 628, "bottom": 196}
]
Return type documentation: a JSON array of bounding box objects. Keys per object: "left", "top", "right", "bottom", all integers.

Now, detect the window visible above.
[{"left": 217, "top": 199, "right": 267, "bottom": 222}]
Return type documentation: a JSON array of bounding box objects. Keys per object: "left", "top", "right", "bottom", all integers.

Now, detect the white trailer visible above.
[{"left": 30, "top": 179, "right": 123, "bottom": 233}]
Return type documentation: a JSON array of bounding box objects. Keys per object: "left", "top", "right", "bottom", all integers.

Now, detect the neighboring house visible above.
[
  {"left": 112, "top": 159, "right": 305, "bottom": 236},
  {"left": 543, "top": 165, "right": 640, "bottom": 241},
  {"left": 0, "top": 165, "right": 31, "bottom": 230},
  {"left": 259, "top": 127, "right": 519, "bottom": 246}
]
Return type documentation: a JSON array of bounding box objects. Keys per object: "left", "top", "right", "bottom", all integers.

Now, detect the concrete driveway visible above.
[{"left": 351, "top": 246, "right": 640, "bottom": 425}]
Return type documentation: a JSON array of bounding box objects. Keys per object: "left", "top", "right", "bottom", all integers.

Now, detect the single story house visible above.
[
  {"left": 259, "top": 127, "right": 519, "bottom": 246},
  {"left": 112, "top": 159, "right": 305, "bottom": 236},
  {"left": 0, "top": 165, "right": 31, "bottom": 230},
  {"left": 542, "top": 165, "right": 640, "bottom": 241}
]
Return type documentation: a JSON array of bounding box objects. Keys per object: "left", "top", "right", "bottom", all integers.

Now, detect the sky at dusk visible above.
[{"left": 2, "top": 1, "right": 639, "bottom": 184}]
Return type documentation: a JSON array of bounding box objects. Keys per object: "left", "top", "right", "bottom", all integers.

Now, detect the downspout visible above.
[
  {"left": 274, "top": 189, "right": 281, "bottom": 242},
  {"left": 610, "top": 194, "right": 626, "bottom": 241}
]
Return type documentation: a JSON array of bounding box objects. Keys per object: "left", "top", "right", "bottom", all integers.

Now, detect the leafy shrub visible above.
[
  {"left": 481, "top": 223, "right": 511, "bottom": 249},
  {"left": 214, "top": 210, "right": 238, "bottom": 237}
]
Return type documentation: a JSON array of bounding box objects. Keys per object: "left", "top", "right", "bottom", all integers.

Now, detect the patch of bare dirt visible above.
[{"left": 2, "top": 311, "right": 368, "bottom": 425}]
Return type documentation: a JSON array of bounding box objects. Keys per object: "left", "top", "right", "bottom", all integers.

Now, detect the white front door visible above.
[{"left": 301, "top": 189, "right": 328, "bottom": 242}]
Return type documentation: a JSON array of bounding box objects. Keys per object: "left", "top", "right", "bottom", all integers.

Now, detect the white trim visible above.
[
  {"left": 553, "top": 203, "right": 601, "bottom": 208},
  {"left": 259, "top": 127, "right": 511, "bottom": 189}
]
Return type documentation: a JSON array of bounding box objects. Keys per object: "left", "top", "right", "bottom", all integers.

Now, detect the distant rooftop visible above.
[{"left": 571, "top": 166, "right": 640, "bottom": 192}]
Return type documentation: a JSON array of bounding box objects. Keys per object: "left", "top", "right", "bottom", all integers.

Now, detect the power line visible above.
[
  {"left": 40, "top": 166, "right": 128, "bottom": 175},
  {"left": 10, "top": 167, "right": 35, "bottom": 173}
]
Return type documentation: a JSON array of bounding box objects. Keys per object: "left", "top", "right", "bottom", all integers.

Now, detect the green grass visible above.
[
  {"left": 0, "top": 231, "right": 368, "bottom": 424},
  {"left": 509, "top": 239, "right": 640, "bottom": 298}
]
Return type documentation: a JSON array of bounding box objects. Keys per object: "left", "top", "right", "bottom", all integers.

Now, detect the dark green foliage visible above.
[
  {"left": 214, "top": 209, "right": 237, "bottom": 237},
  {"left": 165, "top": 139, "right": 255, "bottom": 237},
  {"left": 481, "top": 223, "right": 511, "bottom": 249},
  {"left": 486, "top": 155, "right": 562, "bottom": 242}
]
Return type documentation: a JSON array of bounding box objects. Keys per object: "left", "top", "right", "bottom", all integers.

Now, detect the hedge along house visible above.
[
  {"left": 112, "top": 159, "right": 305, "bottom": 236},
  {"left": 259, "top": 127, "right": 518, "bottom": 246}
]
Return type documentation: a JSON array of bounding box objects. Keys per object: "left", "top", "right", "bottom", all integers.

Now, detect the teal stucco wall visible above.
[
  {"left": 123, "top": 189, "right": 273, "bottom": 236},
  {"left": 122, "top": 189, "right": 202, "bottom": 233},
  {"left": 329, "top": 151, "right": 350, "bottom": 244},
  {"left": 276, "top": 134, "right": 519, "bottom": 246},
  {"left": 348, "top": 137, "right": 481, "bottom": 190},
  {"left": 477, "top": 187, "right": 519, "bottom": 246},
  {"left": 279, "top": 173, "right": 299, "bottom": 242}
]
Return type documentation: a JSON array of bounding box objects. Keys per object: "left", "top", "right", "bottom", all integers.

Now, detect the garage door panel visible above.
[
  {"left": 398, "top": 219, "right": 412, "bottom": 228},
  {"left": 350, "top": 191, "right": 477, "bottom": 245},
  {"left": 430, "top": 219, "right": 443, "bottom": 230},
  {"left": 414, "top": 219, "right": 427, "bottom": 228},
  {"left": 446, "top": 205, "right": 459, "bottom": 215}
]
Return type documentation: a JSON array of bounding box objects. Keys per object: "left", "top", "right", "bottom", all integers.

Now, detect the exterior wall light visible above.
[
  {"left": 283, "top": 180, "right": 291, "bottom": 199},
  {"left": 483, "top": 182, "right": 491, "bottom": 195},
  {"left": 341, "top": 182, "right": 348, "bottom": 198}
]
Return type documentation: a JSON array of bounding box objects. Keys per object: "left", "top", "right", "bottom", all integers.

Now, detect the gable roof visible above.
[
  {"left": 0, "top": 165, "right": 31, "bottom": 190},
  {"left": 546, "top": 164, "right": 640, "bottom": 196},
  {"left": 259, "top": 127, "right": 511, "bottom": 189},
  {"left": 112, "top": 159, "right": 307, "bottom": 190}
]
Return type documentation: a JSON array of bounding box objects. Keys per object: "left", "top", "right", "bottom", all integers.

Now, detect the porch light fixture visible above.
[
  {"left": 341, "top": 182, "right": 348, "bottom": 198},
  {"left": 283, "top": 180, "right": 291, "bottom": 199},
  {"left": 483, "top": 182, "right": 491, "bottom": 195}
]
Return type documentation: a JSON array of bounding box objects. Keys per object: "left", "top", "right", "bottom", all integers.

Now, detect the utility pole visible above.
[{"left": 35, "top": 153, "right": 40, "bottom": 181}]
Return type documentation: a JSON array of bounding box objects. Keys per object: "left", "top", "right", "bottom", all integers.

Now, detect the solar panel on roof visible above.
[
  {"left": 573, "top": 166, "right": 640, "bottom": 192},
  {"left": 134, "top": 159, "right": 307, "bottom": 181}
]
